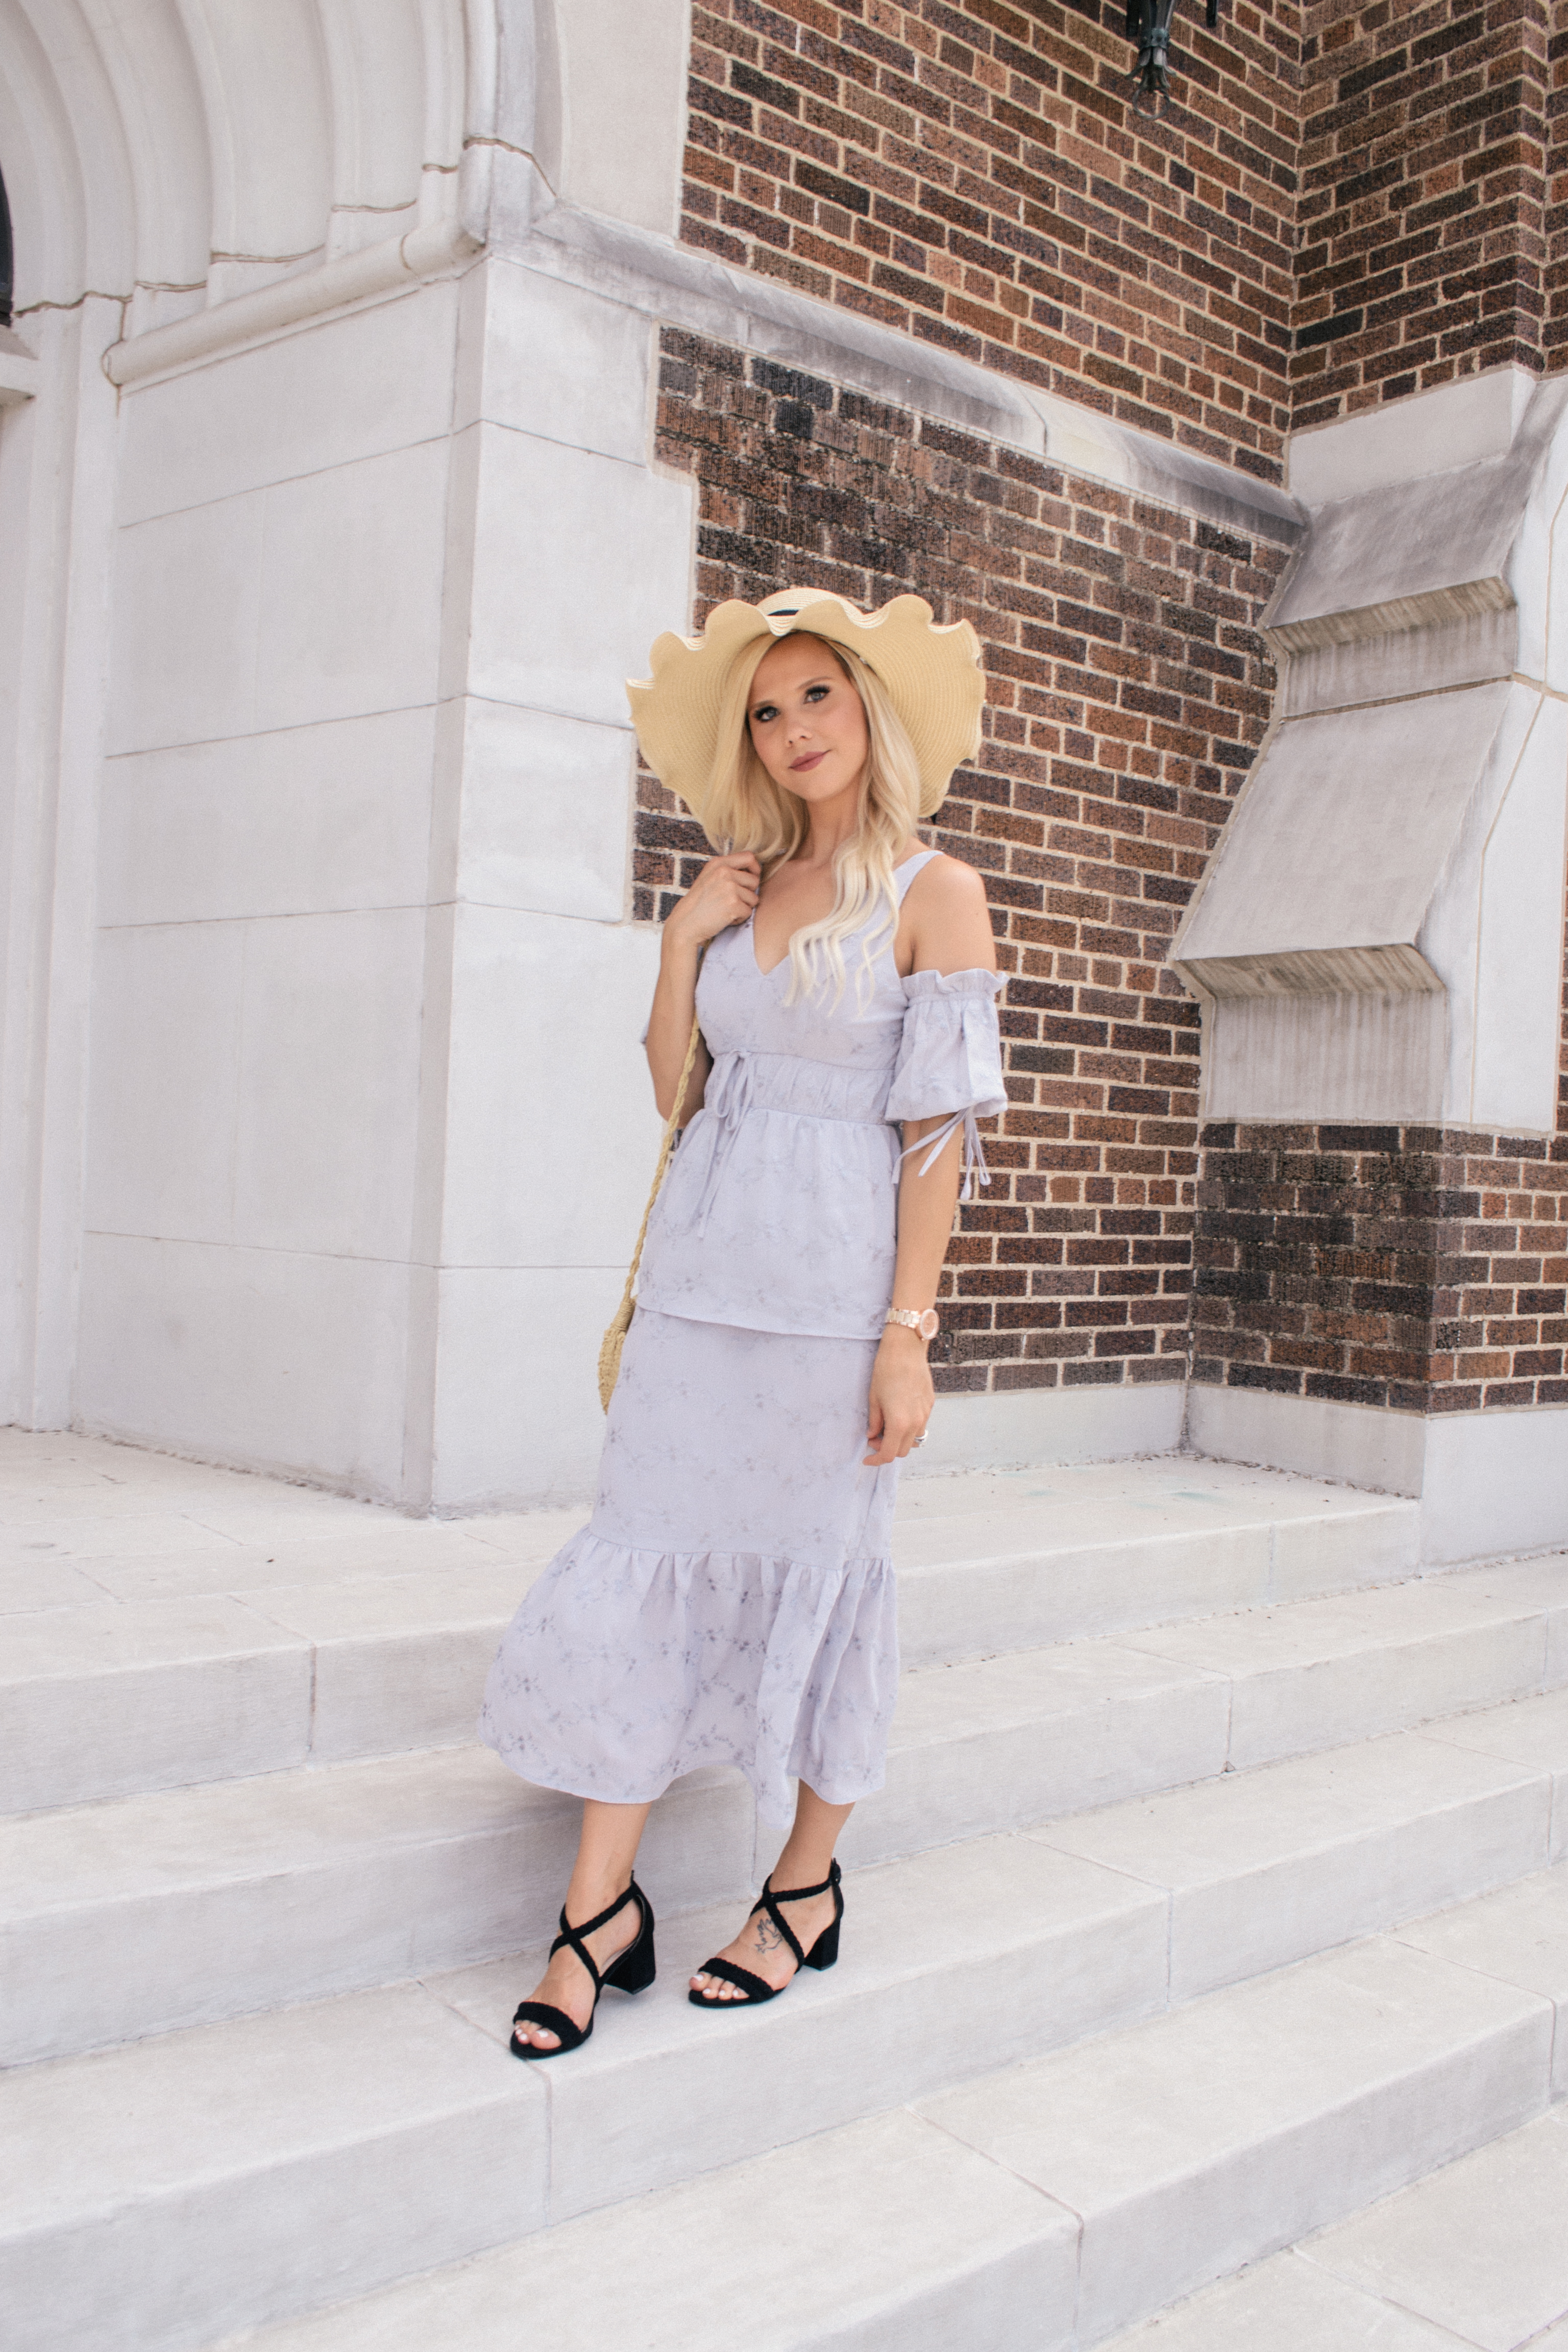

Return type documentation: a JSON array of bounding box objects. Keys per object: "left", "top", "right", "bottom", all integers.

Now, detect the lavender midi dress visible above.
[{"left": 479, "top": 851, "right": 1006, "bottom": 1823}]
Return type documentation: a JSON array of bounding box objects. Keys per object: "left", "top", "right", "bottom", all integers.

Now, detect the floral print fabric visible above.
[
  {"left": 634, "top": 855, "right": 1006, "bottom": 1339},
  {"left": 479, "top": 850, "right": 1006, "bottom": 1822},
  {"left": 480, "top": 1311, "right": 899, "bottom": 1820}
]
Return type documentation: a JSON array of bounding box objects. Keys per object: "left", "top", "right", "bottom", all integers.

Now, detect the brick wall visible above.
[
  {"left": 681, "top": 2, "right": 1568, "bottom": 455},
  {"left": 1193, "top": 1124, "right": 1568, "bottom": 1411},
  {"left": 1295, "top": 0, "right": 1552, "bottom": 429},
  {"left": 641, "top": 328, "right": 1292, "bottom": 1396},
  {"left": 682, "top": 0, "right": 1302, "bottom": 480},
  {"left": 1547, "top": 0, "right": 1568, "bottom": 365}
]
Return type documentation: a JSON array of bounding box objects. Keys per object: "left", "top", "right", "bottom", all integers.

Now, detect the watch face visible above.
[{"left": 919, "top": 1309, "right": 940, "bottom": 1340}]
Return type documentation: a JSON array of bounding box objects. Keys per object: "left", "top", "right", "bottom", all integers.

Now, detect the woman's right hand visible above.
[{"left": 664, "top": 852, "right": 762, "bottom": 950}]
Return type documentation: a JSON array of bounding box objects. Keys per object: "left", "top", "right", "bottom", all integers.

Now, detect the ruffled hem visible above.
[{"left": 479, "top": 1529, "right": 899, "bottom": 1825}]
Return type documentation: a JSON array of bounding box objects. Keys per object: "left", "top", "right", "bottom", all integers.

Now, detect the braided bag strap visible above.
[{"left": 596, "top": 1009, "right": 704, "bottom": 1411}]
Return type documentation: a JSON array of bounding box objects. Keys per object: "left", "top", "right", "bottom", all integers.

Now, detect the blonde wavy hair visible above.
[{"left": 702, "top": 633, "right": 923, "bottom": 1008}]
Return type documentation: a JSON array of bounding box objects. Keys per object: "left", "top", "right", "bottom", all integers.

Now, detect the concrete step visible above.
[
  {"left": 0, "top": 1835, "right": 1155, "bottom": 2352},
  {"left": 916, "top": 1872, "right": 1566, "bottom": 2345},
  {"left": 211, "top": 2109, "right": 1068, "bottom": 2352},
  {"left": 2, "top": 1975, "right": 542, "bottom": 2352},
  {"left": 165, "top": 1860, "right": 1568, "bottom": 2352},
  {"left": 0, "top": 1458, "right": 1419, "bottom": 1814},
  {"left": 0, "top": 1428, "right": 583, "bottom": 1616},
  {"left": 1103, "top": 2096, "right": 1568, "bottom": 2349},
  {"left": 8, "top": 1773, "right": 1568, "bottom": 2349},
  {"left": 891, "top": 1457, "right": 1419, "bottom": 1667},
  {"left": 0, "top": 1748, "right": 751, "bottom": 2066},
  {"left": 853, "top": 1551, "right": 1568, "bottom": 1865},
  {"left": 0, "top": 1561, "right": 543, "bottom": 1817},
  {"left": 1037, "top": 1685, "right": 1568, "bottom": 2003},
  {"left": 9, "top": 1597, "right": 1567, "bottom": 2068}
]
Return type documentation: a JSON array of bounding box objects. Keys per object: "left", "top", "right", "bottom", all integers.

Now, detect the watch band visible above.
[{"left": 886, "top": 1306, "right": 940, "bottom": 1340}]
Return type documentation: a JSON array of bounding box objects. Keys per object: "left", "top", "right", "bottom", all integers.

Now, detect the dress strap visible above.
[{"left": 894, "top": 848, "right": 940, "bottom": 903}]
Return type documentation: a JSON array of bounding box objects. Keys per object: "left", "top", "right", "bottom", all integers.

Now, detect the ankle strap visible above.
[
  {"left": 753, "top": 1858, "right": 841, "bottom": 1970},
  {"left": 765, "top": 1857, "right": 841, "bottom": 1906},
  {"left": 550, "top": 1878, "right": 641, "bottom": 1990}
]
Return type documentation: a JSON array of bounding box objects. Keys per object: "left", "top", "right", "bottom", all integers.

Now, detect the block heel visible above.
[
  {"left": 510, "top": 1878, "right": 655, "bottom": 2059},
  {"left": 690, "top": 1857, "right": 843, "bottom": 2008},
  {"left": 802, "top": 1912, "right": 840, "bottom": 1971},
  {"left": 603, "top": 1916, "right": 657, "bottom": 1996}
]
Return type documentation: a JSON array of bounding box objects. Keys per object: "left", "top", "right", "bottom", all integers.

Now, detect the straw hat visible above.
[{"left": 626, "top": 587, "right": 985, "bottom": 829}]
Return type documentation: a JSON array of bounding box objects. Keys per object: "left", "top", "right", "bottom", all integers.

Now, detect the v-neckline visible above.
[
  {"left": 748, "top": 850, "right": 933, "bottom": 980},
  {"left": 749, "top": 915, "right": 791, "bottom": 983}
]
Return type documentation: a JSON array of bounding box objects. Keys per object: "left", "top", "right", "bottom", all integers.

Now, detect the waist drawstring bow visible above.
[{"left": 694, "top": 1050, "right": 755, "bottom": 1231}]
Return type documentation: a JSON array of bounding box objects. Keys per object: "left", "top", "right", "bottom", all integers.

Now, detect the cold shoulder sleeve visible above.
[
  {"left": 886, "top": 968, "right": 1006, "bottom": 1198},
  {"left": 887, "top": 968, "right": 1006, "bottom": 1121}
]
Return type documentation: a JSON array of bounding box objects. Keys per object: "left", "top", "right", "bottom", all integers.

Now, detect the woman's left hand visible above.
[{"left": 864, "top": 1328, "right": 934, "bottom": 1465}]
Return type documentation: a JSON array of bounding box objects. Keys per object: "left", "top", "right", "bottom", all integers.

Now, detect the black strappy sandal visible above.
[
  {"left": 689, "top": 1858, "right": 843, "bottom": 2008},
  {"left": 509, "top": 1878, "right": 656, "bottom": 2060}
]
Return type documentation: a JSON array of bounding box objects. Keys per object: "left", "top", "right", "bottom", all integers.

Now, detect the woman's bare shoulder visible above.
[
  {"left": 903, "top": 849, "right": 988, "bottom": 911},
  {"left": 900, "top": 849, "right": 996, "bottom": 971}
]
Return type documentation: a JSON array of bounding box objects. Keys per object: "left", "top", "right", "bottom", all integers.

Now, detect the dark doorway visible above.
[{"left": 0, "top": 164, "right": 12, "bottom": 327}]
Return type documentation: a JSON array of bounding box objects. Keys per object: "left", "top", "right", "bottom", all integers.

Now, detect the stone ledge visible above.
[
  {"left": 101, "top": 219, "right": 484, "bottom": 387},
  {"left": 1188, "top": 1381, "right": 1568, "bottom": 1563},
  {"left": 524, "top": 200, "right": 1308, "bottom": 546},
  {"left": 93, "top": 180, "right": 1308, "bottom": 549}
]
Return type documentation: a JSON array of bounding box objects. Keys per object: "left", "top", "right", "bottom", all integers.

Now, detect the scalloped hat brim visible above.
[{"left": 626, "top": 590, "right": 986, "bottom": 829}]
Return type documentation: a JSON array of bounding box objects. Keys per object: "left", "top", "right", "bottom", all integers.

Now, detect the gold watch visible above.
[{"left": 886, "top": 1306, "right": 939, "bottom": 1340}]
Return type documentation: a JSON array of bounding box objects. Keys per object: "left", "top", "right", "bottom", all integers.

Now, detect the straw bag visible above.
[{"left": 597, "top": 1010, "right": 704, "bottom": 1410}]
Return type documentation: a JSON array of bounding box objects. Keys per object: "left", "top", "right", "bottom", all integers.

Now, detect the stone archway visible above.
[
  {"left": 0, "top": 0, "right": 503, "bottom": 1440},
  {"left": 0, "top": 3, "right": 700, "bottom": 1504}
]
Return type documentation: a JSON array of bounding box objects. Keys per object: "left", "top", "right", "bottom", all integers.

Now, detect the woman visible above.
[{"left": 481, "top": 586, "right": 1003, "bottom": 2055}]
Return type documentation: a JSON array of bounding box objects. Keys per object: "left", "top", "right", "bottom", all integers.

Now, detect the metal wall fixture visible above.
[{"left": 1126, "top": 0, "right": 1219, "bottom": 111}]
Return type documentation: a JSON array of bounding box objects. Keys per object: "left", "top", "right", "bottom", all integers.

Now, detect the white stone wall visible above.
[
  {"left": 1175, "top": 371, "right": 1568, "bottom": 1554},
  {"left": 81, "top": 285, "right": 460, "bottom": 1493},
  {"left": 0, "top": 1, "right": 702, "bottom": 1505},
  {"left": 1173, "top": 369, "right": 1568, "bottom": 1140},
  {"left": 75, "top": 241, "right": 702, "bottom": 1508},
  {"left": 428, "top": 256, "right": 692, "bottom": 1507}
]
